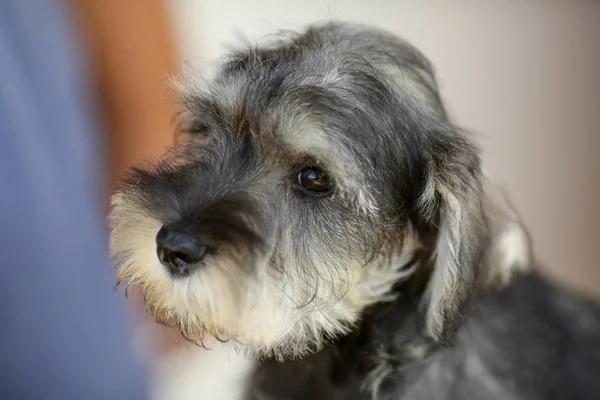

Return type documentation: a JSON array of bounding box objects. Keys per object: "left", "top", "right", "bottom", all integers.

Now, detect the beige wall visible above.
[{"left": 166, "top": 0, "right": 600, "bottom": 299}]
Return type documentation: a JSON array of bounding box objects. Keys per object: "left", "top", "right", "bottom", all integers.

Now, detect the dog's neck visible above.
[{"left": 247, "top": 264, "right": 442, "bottom": 400}]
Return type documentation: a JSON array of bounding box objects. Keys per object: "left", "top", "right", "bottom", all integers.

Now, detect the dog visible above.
[{"left": 109, "top": 21, "right": 600, "bottom": 399}]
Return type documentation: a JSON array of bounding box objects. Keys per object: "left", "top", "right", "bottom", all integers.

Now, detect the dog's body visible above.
[
  {"left": 109, "top": 22, "right": 600, "bottom": 399},
  {"left": 249, "top": 272, "right": 600, "bottom": 400}
]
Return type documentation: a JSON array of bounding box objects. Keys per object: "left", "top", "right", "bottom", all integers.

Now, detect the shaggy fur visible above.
[{"left": 109, "top": 21, "right": 600, "bottom": 399}]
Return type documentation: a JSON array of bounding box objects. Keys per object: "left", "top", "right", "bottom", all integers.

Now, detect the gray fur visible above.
[{"left": 109, "top": 21, "right": 600, "bottom": 399}]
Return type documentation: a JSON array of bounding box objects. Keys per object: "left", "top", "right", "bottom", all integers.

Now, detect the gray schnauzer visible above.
[{"left": 109, "top": 21, "right": 600, "bottom": 399}]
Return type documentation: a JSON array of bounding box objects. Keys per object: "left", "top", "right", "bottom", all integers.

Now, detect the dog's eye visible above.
[
  {"left": 183, "top": 122, "right": 211, "bottom": 135},
  {"left": 297, "top": 167, "right": 333, "bottom": 196}
]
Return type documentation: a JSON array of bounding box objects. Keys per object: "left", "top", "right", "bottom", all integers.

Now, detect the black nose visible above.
[{"left": 156, "top": 225, "right": 211, "bottom": 276}]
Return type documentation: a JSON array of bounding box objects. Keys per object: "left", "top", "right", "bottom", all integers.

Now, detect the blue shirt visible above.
[{"left": 0, "top": 1, "right": 147, "bottom": 398}]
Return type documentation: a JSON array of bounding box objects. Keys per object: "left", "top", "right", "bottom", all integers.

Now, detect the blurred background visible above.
[{"left": 1, "top": 0, "right": 597, "bottom": 399}]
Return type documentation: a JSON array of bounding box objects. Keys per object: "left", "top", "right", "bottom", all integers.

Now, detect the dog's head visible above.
[{"left": 110, "top": 22, "right": 531, "bottom": 359}]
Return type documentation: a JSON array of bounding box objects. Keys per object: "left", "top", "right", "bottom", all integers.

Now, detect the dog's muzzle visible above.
[{"left": 156, "top": 224, "right": 215, "bottom": 277}]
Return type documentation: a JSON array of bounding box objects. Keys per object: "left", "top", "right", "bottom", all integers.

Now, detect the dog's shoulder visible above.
[{"left": 419, "top": 271, "right": 600, "bottom": 400}]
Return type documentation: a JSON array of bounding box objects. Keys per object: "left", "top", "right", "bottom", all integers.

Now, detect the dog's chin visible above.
[
  {"left": 115, "top": 243, "right": 407, "bottom": 361},
  {"left": 118, "top": 253, "right": 283, "bottom": 355},
  {"left": 134, "top": 257, "right": 420, "bottom": 362},
  {"left": 114, "top": 245, "right": 326, "bottom": 360}
]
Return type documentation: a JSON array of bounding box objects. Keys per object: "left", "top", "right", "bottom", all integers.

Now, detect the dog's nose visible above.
[{"left": 156, "top": 225, "right": 211, "bottom": 277}]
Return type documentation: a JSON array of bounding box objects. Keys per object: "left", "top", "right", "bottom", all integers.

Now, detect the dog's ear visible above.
[
  {"left": 357, "top": 30, "right": 486, "bottom": 337},
  {"left": 416, "top": 127, "right": 486, "bottom": 340}
]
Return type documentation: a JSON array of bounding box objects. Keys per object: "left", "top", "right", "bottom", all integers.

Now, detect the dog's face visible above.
[{"left": 110, "top": 22, "right": 494, "bottom": 360}]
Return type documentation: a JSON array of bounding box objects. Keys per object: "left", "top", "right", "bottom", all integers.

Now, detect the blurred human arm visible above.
[
  {"left": 69, "top": 0, "right": 180, "bottom": 192},
  {"left": 69, "top": 0, "right": 187, "bottom": 356}
]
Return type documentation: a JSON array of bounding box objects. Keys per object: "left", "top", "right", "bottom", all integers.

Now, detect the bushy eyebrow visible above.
[
  {"left": 180, "top": 91, "right": 254, "bottom": 138},
  {"left": 178, "top": 80, "right": 378, "bottom": 214},
  {"left": 273, "top": 112, "right": 376, "bottom": 213},
  {"left": 181, "top": 94, "right": 224, "bottom": 123}
]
